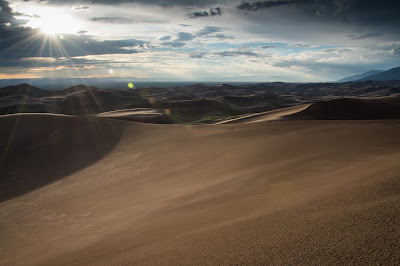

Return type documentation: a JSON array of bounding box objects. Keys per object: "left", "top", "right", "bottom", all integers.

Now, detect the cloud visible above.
[
  {"left": 25, "top": 0, "right": 225, "bottom": 8},
  {"left": 159, "top": 35, "right": 172, "bottom": 41},
  {"left": 215, "top": 51, "right": 258, "bottom": 57},
  {"left": 176, "top": 32, "right": 195, "bottom": 41},
  {"left": 77, "top": 30, "right": 88, "bottom": 35},
  {"left": 160, "top": 26, "right": 225, "bottom": 48},
  {"left": 236, "top": 0, "right": 400, "bottom": 27},
  {"left": 90, "top": 17, "right": 133, "bottom": 24},
  {"left": 214, "top": 34, "right": 233, "bottom": 39},
  {"left": 189, "top": 52, "right": 206, "bottom": 58},
  {"left": 161, "top": 41, "right": 186, "bottom": 48},
  {"left": 189, "top": 11, "right": 209, "bottom": 18},
  {"left": 0, "top": 22, "right": 149, "bottom": 59},
  {"left": 321, "top": 48, "right": 352, "bottom": 53},
  {"left": 215, "top": 47, "right": 258, "bottom": 57},
  {"left": 0, "top": 0, "right": 28, "bottom": 26},
  {"left": 197, "top": 26, "right": 221, "bottom": 36},
  {"left": 288, "top": 44, "right": 309, "bottom": 48},
  {"left": 261, "top": 45, "right": 277, "bottom": 49},
  {"left": 288, "top": 43, "right": 319, "bottom": 48},
  {"left": 161, "top": 26, "right": 222, "bottom": 48},
  {"left": 72, "top": 5, "right": 90, "bottom": 11},
  {"left": 348, "top": 32, "right": 385, "bottom": 40},
  {"left": 189, "top": 7, "right": 223, "bottom": 19},
  {"left": 0, "top": 56, "right": 115, "bottom": 69},
  {"left": 389, "top": 44, "right": 400, "bottom": 55},
  {"left": 101, "top": 39, "right": 148, "bottom": 48},
  {"left": 236, "top": 1, "right": 296, "bottom": 11}
]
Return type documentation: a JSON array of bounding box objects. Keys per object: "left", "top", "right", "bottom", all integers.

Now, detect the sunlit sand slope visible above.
[
  {"left": 217, "top": 104, "right": 310, "bottom": 124},
  {"left": 0, "top": 114, "right": 399, "bottom": 265},
  {"left": 97, "top": 108, "right": 175, "bottom": 124}
]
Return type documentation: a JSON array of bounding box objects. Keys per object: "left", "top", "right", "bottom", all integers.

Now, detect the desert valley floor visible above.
[{"left": 1, "top": 109, "right": 399, "bottom": 264}]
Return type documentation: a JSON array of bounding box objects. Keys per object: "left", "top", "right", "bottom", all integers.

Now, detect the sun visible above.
[{"left": 29, "top": 7, "right": 79, "bottom": 35}]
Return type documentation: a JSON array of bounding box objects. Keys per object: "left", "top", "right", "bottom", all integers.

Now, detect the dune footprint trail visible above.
[{"left": 0, "top": 114, "right": 400, "bottom": 265}]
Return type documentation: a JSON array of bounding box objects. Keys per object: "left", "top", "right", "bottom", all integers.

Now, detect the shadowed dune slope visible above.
[
  {"left": 287, "top": 95, "right": 400, "bottom": 120},
  {"left": 0, "top": 114, "right": 124, "bottom": 202},
  {"left": 0, "top": 116, "right": 400, "bottom": 265}
]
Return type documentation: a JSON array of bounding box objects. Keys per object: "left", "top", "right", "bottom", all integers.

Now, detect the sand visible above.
[
  {"left": 97, "top": 108, "right": 175, "bottom": 124},
  {"left": 0, "top": 112, "right": 399, "bottom": 265},
  {"left": 217, "top": 104, "right": 311, "bottom": 124}
]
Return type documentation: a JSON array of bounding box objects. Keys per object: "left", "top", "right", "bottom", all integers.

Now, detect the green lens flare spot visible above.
[{"left": 128, "top": 83, "right": 135, "bottom": 89}]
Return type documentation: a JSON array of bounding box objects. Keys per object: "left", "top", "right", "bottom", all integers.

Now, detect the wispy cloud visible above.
[
  {"left": 89, "top": 17, "right": 133, "bottom": 24},
  {"left": 348, "top": 33, "right": 385, "bottom": 40}
]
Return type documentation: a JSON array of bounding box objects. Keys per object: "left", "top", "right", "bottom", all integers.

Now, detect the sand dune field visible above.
[{"left": 1, "top": 110, "right": 400, "bottom": 264}]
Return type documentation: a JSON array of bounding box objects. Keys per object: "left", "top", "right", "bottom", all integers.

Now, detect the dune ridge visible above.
[
  {"left": 0, "top": 112, "right": 399, "bottom": 265},
  {"left": 287, "top": 95, "right": 400, "bottom": 120}
]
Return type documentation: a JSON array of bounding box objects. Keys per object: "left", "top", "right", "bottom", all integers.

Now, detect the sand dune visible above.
[
  {"left": 97, "top": 108, "right": 175, "bottom": 124},
  {"left": 217, "top": 104, "right": 310, "bottom": 124},
  {"left": 0, "top": 113, "right": 399, "bottom": 265},
  {"left": 0, "top": 114, "right": 123, "bottom": 202},
  {"left": 287, "top": 95, "right": 400, "bottom": 120}
]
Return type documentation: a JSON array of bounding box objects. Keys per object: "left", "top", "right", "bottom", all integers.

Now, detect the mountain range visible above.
[{"left": 338, "top": 67, "right": 400, "bottom": 82}]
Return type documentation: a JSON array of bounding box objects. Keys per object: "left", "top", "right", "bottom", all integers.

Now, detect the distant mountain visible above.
[
  {"left": 357, "top": 67, "right": 400, "bottom": 81},
  {"left": 337, "top": 70, "right": 384, "bottom": 82},
  {"left": 0, "top": 83, "right": 51, "bottom": 98}
]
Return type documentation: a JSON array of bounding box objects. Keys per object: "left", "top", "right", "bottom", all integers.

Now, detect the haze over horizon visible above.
[{"left": 1, "top": 0, "right": 400, "bottom": 82}]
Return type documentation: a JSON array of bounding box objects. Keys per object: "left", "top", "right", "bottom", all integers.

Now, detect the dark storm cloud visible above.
[
  {"left": 348, "top": 32, "right": 384, "bottom": 40},
  {"left": 236, "top": 0, "right": 298, "bottom": 11},
  {"left": 28, "top": 0, "right": 225, "bottom": 7},
  {"left": 189, "top": 7, "right": 223, "bottom": 19},
  {"left": 0, "top": 0, "right": 28, "bottom": 26},
  {"left": 236, "top": 0, "right": 400, "bottom": 25},
  {"left": 101, "top": 39, "right": 148, "bottom": 48},
  {"left": 0, "top": 22, "right": 149, "bottom": 61},
  {"left": 90, "top": 17, "right": 134, "bottom": 24},
  {"left": 189, "top": 11, "right": 209, "bottom": 18}
]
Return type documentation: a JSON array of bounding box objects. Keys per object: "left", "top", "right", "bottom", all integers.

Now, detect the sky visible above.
[{"left": 0, "top": 0, "right": 399, "bottom": 82}]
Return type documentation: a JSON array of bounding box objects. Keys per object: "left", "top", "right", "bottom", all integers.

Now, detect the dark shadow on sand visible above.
[
  {"left": 0, "top": 114, "right": 124, "bottom": 202},
  {"left": 285, "top": 95, "right": 400, "bottom": 120}
]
